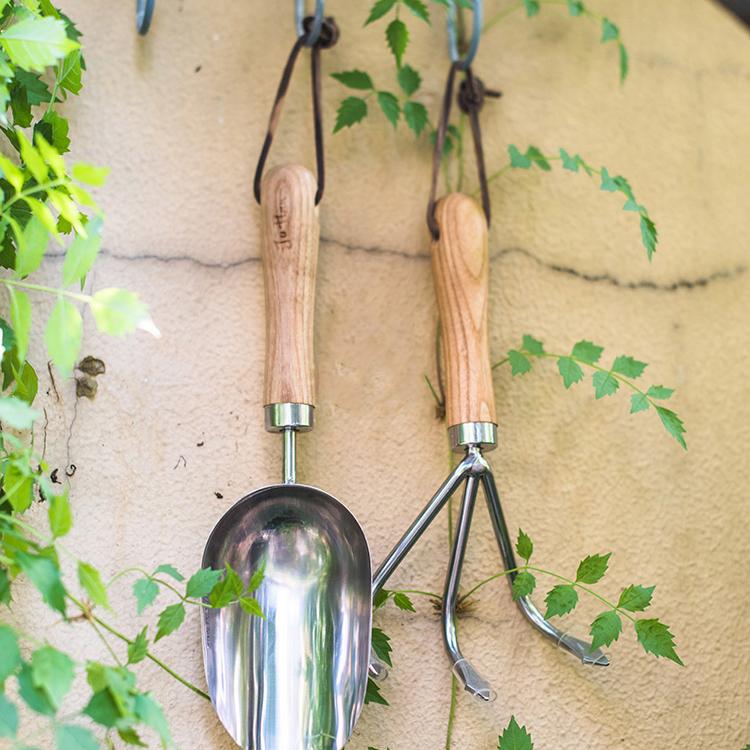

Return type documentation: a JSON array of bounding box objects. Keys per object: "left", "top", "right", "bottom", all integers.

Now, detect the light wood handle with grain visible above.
[
  {"left": 260, "top": 164, "right": 319, "bottom": 407},
  {"left": 430, "top": 193, "right": 496, "bottom": 427}
]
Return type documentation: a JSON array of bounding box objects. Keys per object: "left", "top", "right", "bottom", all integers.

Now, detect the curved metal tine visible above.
[
  {"left": 443, "top": 474, "right": 497, "bottom": 702},
  {"left": 446, "top": 0, "right": 483, "bottom": 70},
  {"left": 479, "top": 471, "right": 610, "bottom": 667},
  {"left": 295, "top": 0, "right": 324, "bottom": 46}
]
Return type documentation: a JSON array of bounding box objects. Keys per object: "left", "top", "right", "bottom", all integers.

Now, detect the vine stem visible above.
[
  {"left": 1, "top": 177, "right": 67, "bottom": 213},
  {"left": 0, "top": 277, "right": 90, "bottom": 305},
  {"left": 107, "top": 566, "right": 211, "bottom": 608},
  {"left": 484, "top": 0, "right": 603, "bottom": 34}
]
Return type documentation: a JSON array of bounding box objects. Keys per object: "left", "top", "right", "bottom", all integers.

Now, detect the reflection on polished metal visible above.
[
  {"left": 265, "top": 402, "right": 314, "bottom": 432},
  {"left": 202, "top": 484, "right": 371, "bottom": 750},
  {"left": 447, "top": 421, "right": 497, "bottom": 452},
  {"left": 372, "top": 442, "right": 608, "bottom": 704}
]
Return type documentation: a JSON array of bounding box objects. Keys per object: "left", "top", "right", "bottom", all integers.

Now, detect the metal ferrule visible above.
[
  {"left": 264, "top": 402, "right": 314, "bottom": 432},
  {"left": 447, "top": 421, "right": 497, "bottom": 452}
]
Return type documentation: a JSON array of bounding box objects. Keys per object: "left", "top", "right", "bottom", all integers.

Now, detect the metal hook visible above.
[
  {"left": 296, "top": 0, "right": 324, "bottom": 46},
  {"left": 136, "top": 0, "right": 155, "bottom": 36},
  {"left": 447, "top": 0, "right": 483, "bottom": 70}
]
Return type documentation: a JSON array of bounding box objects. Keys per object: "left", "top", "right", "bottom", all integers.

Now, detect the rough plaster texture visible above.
[{"left": 5, "top": 0, "right": 750, "bottom": 748}]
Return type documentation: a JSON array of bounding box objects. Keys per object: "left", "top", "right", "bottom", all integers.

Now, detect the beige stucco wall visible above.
[{"left": 8, "top": 0, "right": 750, "bottom": 748}]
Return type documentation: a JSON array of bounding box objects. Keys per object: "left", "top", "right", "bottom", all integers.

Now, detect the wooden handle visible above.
[
  {"left": 260, "top": 164, "right": 319, "bottom": 407},
  {"left": 430, "top": 193, "right": 496, "bottom": 427}
]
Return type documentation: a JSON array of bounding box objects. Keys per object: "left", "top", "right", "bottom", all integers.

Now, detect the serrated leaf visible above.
[
  {"left": 601, "top": 17, "right": 620, "bottom": 42},
  {"left": 155, "top": 602, "right": 185, "bottom": 641},
  {"left": 0, "top": 395, "right": 39, "bottom": 428},
  {"left": 62, "top": 217, "right": 102, "bottom": 287},
  {"left": 239, "top": 597, "right": 264, "bottom": 617},
  {"left": 45, "top": 297, "right": 81, "bottom": 375},
  {"left": 153, "top": 564, "right": 184, "bottom": 582},
  {"left": 331, "top": 69, "right": 373, "bottom": 90},
  {"left": 36, "top": 109, "right": 70, "bottom": 155},
  {"left": 0, "top": 694, "right": 18, "bottom": 738},
  {"left": 8, "top": 287, "right": 31, "bottom": 363},
  {"left": 373, "top": 588, "right": 389, "bottom": 609},
  {"left": 31, "top": 646, "right": 74, "bottom": 709},
  {"left": 185, "top": 567, "right": 222, "bottom": 598},
  {"left": 508, "top": 145, "right": 531, "bottom": 169},
  {"left": 17, "top": 552, "right": 66, "bottom": 614},
  {"left": 377, "top": 90, "right": 400, "bottom": 128},
  {"left": 247, "top": 564, "right": 265, "bottom": 593},
  {"left": 0, "top": 16, "right": 77, "bottom": 72},
  {"left": 508, "top": 350, "right": 532, "bottom": 376},
  {"left": 589, "top": 610, "right": 622, "bottom": 650},
  {"left": 17, "top": 130, "right": 47, "bottom": 184},
  {"left": 618, "top": 42, "right": 629, "bottom": 83},
  {"left": 557, "top": 356, "right": 583, "bottom": 388},
  {"left": 397, "top": 63, "right": 420, "bottom": 95},
  {"left": 48, "top": 491, "right": 71, "bottom": 537},
  {"left": 0, "top": 626, "right": 21, "bottom": 682},
  {"left": 71, "top": 162, "right": 108, "bottom": 186},
  {"left": 127, "top": 627, "right": 148, "bottom": 665},
  {"left": 600, "top": 166, "right": 618, "bottom": 192},
  {"left": 132, "top": 577, "right": 158, "bottom": 615},
  {"left": 134, "top": 693, "right": 171, "bottom": 745},
  {"left": 634, "top": 618, "right": 683, "bottom": 665},
  {"left": 55, "top": 725, "right": 99, "bottom": 750},
  {"left": 208, "top": 564, "right": 244, "bottom": 608},
  {"left": 2, "top": 463, "right": 33, "bottom": 512},
  {"left": 523, "top": 0, "right": 540, "bottom": 17},
  {"left": 371, "top": 627, "right": 392, "bottom": 667},
  {"left": 526, "top": 146, "right": 551, "bottom": 171},
  {"left": 17, "top": 663, "right": 55, "bottom": 715},
  {"left": 617, "top": 584, "right": 655, "bottom": 613},
  {"left": 386, "top": 19, "right": 408, "bottom": 67},
  {"left": 576, "top": 553, "right": 611, "bottom": 584},
  {"left": 403, "top": 100, "right": 428, "bottom": 136},
  {"left": 630, "top": 393, "right": 650, "bottom": 413},
  {"left": 365, "top": 0, "right": 397, "bottom": 25},
  {"left": 572, "top": 339, "right": 603, "bottom": 364},
  {"left": 118, "top": 727, "right": 147, "bottom": 747},
  {"left": 78, "top": 561, "right": 109, "bottom": 608},
  {"left": 544, "top": 584, "right": 578, "bottom": 618},
  {"left": 647, "top": 385, "right": 673, "bottom": 400},
  {"left": 334, "top": 96, "right": 367, "bottom": 132},
  {"left": 90, "top": 288, "right": 154, "bottom": 337},
  {"left": 521, "top": 334, "right": 544, "bottom": 356},
  {"left": 365, "top": 677, "right": 388, "bottom": 706},
  {"left": 403, "top": 0, "right": 429, "bottom": 22},
  {"left": 0, "top": 569, "right": 9, "bottom": 605},
  {"left": 498, "top": 716, "right": 534, "bottom": 750},
  {"left": 393, "top": 592, "right": 415, "bottom": 612},
  {"left": 567, "top": 0, "right": 584, "bottom": 15},
  {"left": 611, "top": 355, "right": 647, "bottom": 379},
  {"left": 515, "top": 529, "right": 533, "bottom": 562},
  {"left": 656, "top": 406, "right": 686, "bottom": 449},
  {"left": 560, "top": 148, "right": 579, "bottom": 171},
  {"left": 640, "top": 214, "right": 658, "bottom": 260},
  {"left": 592, "top": 370, "right": 619, "bottom": 399},
  {"left": 511, "top": 571, "right": 536, "bottom": 600},
  {"left": 15, "top": 215, "right": 49, "bottom": 277}
]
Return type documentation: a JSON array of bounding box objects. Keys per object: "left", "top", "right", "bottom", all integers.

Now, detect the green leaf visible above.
[
  {"left": 35, "top": 109, "right": 70, "bottom": 153},
  {"left": 571, "top": 339, "right": 603, "bottom": 364},
  {"left": 515, "top": 529, "right": 533, "bottom": 562},
  {"left": 618, "top": 42, "right": 629, "bottom": 83},
  {"left": 45, "top": 297, "right": 82, "bottom": 375},
  {"left": 617, "top": 584, "right": 655, "bottom": 613},
  {"left": 365, "top": 677, "right": 388, "bottom": 706},
  {"left": 508, "top": 350, "right": 531, "bottom": 376},
  {"left": 634, "top": 618, "right": 683, "bottom": 665},
  {"left": 575, "top": 553, "right": 611, "bottom": 584},
  {"left": 56, "top": 724, "right": 101, "bottom": 750},
  {"left": 600, "top": 166, "right": 618, "bottom": 192},
  {"left": 118, "top": 727, "right": 147, "bottom": 747},
  {"left": 560, "top": 148, "right": 579, "bottom": 171},
  {"left": 8, "top": 287, "right": 31, "bottom": 363},
  {"left": 611, "top": 355, "right": 647, "bottom": 379},
  {"left": 127, "top": 627, "right": 148, "bottom": 665},
  {"left": 0, "top": 694, "right": 18, "bottom": 738},
  {"left": 403, "top": 0, "right": 429, "bottom": 22},
  {"left": 511, "top": 571, "right": 536, "bottom": 600},
  {"left": 62, "top": 217, "right": 102, "bottom": 287},
  {"left": 592, "top": 370, "right": 619, "bottom": 399},
  {"left": 246, "top": 564, "right": 264, "bottom": 594},
  {"left": 397, "top": 64, "right": 421, "bottom": 95},
  {"left": 0, "top": 625, "right": 21, "bottom": 682},
  {"left": 403, "top": 100, "right": 428, "bottom": 136},
  {"left": 526, "top": 146, "right": 551, "bottom": 171},
  {"left": 132, "top": 577, "right": 159, "bottom": 615},
  {"left": 17, "top": 663, "right": 55, "bottom": 715},
  {"left": 0, "top": 16, "right": 77, "bottom": 72},
  {"left": 647, "top": 385, "right": 673, "bottom": 400},
  {"left": 17, "top": 552, "right": 66, "bottom": 614},
  {"left": 48, "top": 491, "right": 72, "bottom": 537},
  {"left": 509, "top": 144, "right": 532, "bottom": 169},
  {"left": 331, "top": 70, "right": 373, "bottom": 90},
  {"left": 185, "top": 567, "right": 223, "bottom": 599},
  {"left": 589, "top": 610, "right": 622, "bottom": 650},
  {"left": 523, "top": 0, "right": 540, "bottom": 17},
  {"left": 83, "top": 689, "right": 121, "bottom": 728},
  {"left": 371, "top": 627, "right": 392, "bottom": 667},
  {"left": 521, "top": 334, "right": 544, "bottom": 356},
  {"left": 567, "top": 0, "right": 584, "bottom": 15},
  {"left": 155, "top": 602, "right": 185, "bottom": 641},
  {"left": 393, "top": 592, "right": 415, "bottom": 612},
  {"left": 7, "top": 359, "right": 38, "bottom": 404},
  {"left": 544, "top": 584, "right": 578, "bottom": 618},
  {"left": 78, "top": 561, "right": 109, "bottom": 608},
  {"left": 630, "top": 393, "right": 650, "bottom": 413},
  {"left": 385, "top": 19, "right": 408, "bottom": 67},
  {"left": 640, "top": 214, "right": 658, "bottom": 260},
  {"left": 601, "top": 17, "right": 620, "bottom": 42},
  {"left": 90, "top": 288, "right": 153, "bottom": 336},
  {"left": 377, "top": 90, "right": 400, "bottom": 128},
  {"left": 557, "top": 356, "right": 583, "bottom": 388},
  {"left": 498, "top": 716, "right": 534, "bottom": 750},
  {"left": 208, "top": 564, "right": 244, "bottom": 608},
  {"left": 31, "top": 646, "right": 74, "bottom": 709},
  {"left": 15, "top": 215, "right": 49, "bottom": 277},
  {"left": 0, "top": 569, "right": 10, "bottom": 605},
  {"left": 239, "top": 596, "right": 264, "bottom": 617},
  {"left": 153, "top": 563, "right": 184, "bottom": 582},
  {"left": 365, "top": 0, "right": 397, "bottom": 25},
  {"left": 333, "top": 96, "right": 368, "bottom": 133},
  {"left": 71, "top": 162, "right": 109, "bottom": 187},
  {"left": 0, "top": 396, "right": 39, "bottom": 430},
  {"left": 373, "top": 589, "right": 389, "bottom": 609},
  {"left": 656, "top": 406, "right": 686, "bottom": 449},
  {"left": 18, "top": 130, "right": 47, "bottom": 184},
  {"left": 2, "top": 463, "right": 33, "bottom": 512},
  {"left": 134, "top": 693, "right": 171, "bottom": 745}
]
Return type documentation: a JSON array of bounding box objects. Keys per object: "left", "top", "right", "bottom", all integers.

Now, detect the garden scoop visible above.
[
  {"left": 371, "top": 194, "right": 608, "bottom": 703},
  {"left": 201, "top": 164, "right": 372, "bottom": 750}
]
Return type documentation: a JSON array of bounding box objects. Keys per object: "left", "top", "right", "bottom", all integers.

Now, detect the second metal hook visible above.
[
  {"left": 296, "top": 0, "right": 324, "bottom": 46},
  {"left": 447, "top": 0, "right": 483, "bottom": 70}
]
